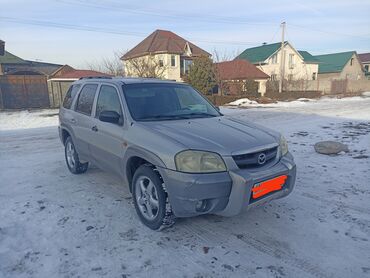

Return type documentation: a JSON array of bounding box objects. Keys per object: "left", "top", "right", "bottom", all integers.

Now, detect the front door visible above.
[{"left": 89, "top": 84, "right": 126, "bottom": 175}]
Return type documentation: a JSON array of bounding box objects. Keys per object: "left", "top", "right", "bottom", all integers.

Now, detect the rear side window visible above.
[
  {"left": 75, "top": 84, "right": 98, "bottom": 115},
  {"left": 96, "top": 85, "right": 122, "bottom": 119},
  {"left": 62, "top": 84, "right": 81, "bottom": 109}
]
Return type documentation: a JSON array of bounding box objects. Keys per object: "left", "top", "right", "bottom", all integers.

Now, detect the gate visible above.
[
  {"left": 0, "top": 75, "right": 50, "bottom": 109},
  {"left": 331, "top": 79, "right": 348, "bottom": 94}
]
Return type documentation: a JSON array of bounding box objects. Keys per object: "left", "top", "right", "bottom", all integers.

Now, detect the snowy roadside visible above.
[
  {"left": 0, "top": 97, "right": 369, "bottom": 278},
  {"left": 0, "top": 109, "right": 59, "bottom": 131},
  {"left": 227, "top": 91, "right": 370, "bottom": 112},
  {"left": 1, "top": 93, "right": 369, "bottom": 132}
]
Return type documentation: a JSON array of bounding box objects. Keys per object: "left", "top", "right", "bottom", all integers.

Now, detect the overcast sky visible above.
[{"left": 1, "top": 0, "right": 369, "bottom": 68}]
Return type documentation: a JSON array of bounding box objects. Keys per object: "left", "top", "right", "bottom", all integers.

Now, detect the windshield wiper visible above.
[
  {"left": 139, "top": 112, "right": 218, "bottom": 121},
  {"left": 175, "top": 112, "right": 218, "bottom": 119},
  {"left": 138, "top": 115, "right": 185, "bottom": 121}
]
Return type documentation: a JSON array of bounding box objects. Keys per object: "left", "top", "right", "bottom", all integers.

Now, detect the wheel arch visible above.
[
  {"left": 123, "top": 147, "right": 167, "bottom": 192},
  {"left": 60, "top": 124, "right": 77, "bottom": 146}
]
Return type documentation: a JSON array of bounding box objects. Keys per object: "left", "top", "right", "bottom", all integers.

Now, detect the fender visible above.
[
  {"left": 59, "top": 123, "right": 77, "bottom": 145},
  {"left": 122, "top": 145, "right": 167, "bottom": 191},
  {"left": 59, "top": 123, "right": 90, "bottom": 162}
]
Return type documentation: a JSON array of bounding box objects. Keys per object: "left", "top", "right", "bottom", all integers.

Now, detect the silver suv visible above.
[{"left": 59, "top": 77, "right": 296, "bottom": 230}]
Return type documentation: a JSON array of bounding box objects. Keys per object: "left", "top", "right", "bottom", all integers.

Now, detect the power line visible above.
[
  {"left": 56, "top": 0, "right": 277, "bottom": 26},
  {"left": 289, "top": 23, "right": 370, "bottom": 40},
  {"left": 56, "top": 0, "right": 370, "bottom": 40},
  {"left": 0, "top": 16, "right": 262, "bottom": 46},
  {"left": 268, "top": 25, "right": 281, "bottom": 43},
  {"left": 0, "top": 17, "right": 147, "bottom": 37}
]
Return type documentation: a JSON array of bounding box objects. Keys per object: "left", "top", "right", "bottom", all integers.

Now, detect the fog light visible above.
[{"left": 195, "top": 200, "right": 208, "bottom": 212}]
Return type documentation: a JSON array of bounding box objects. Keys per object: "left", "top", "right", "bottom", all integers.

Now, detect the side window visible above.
[
  {"left": 62, "top": 84, "right": 81, "bottom": 109},
  {"left": 75, "top": 84, "right": 98, "bottom": 115},
  {"left": 96, "top": 85, "right": 123, "bottom": 122}
]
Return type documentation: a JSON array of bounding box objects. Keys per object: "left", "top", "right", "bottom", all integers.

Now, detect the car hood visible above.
[{"left": 140, "top": 116, "right": 279, "bottom": 156}]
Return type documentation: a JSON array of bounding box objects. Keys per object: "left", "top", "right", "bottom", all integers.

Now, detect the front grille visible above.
[{"left": 232, "top": 146, "right": 278, "bottom": 169}]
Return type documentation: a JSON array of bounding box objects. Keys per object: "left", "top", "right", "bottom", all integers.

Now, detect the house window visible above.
[
  {"left": 159, "top": 59, "right": 164, "bottom": 67},
  {"left": 365, "top": 65, "right": 369, "bottom": 72},
  {"left": 271, "top": 74, "right": 277, "bottom": 81},
  {"left": 289, "top": 54, "right": 294, "bottom": 68},
  {"left": 271, "top": 54, "right": 278, "bottom": 64},
  {"left": 171, "top": 55, "right": 176, "bottom": 67},
  {"left": 180, "top": 59, "right": 192, "bottom": 75},
  {"left": 288, "top": 74, "right": 293, "bottom": 81},
  {"left": 350, "top": 58, "right": 354, "bottom": 66},
  {"left": 158, "top": 55, "right": 164, "bottom": 67},
  {"left": 312, "top": 72, "right": 316, "bottom": 80}
]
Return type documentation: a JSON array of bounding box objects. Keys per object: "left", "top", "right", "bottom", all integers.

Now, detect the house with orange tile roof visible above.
[{"left": 215, "top": 59, "right": 269, "bottom": 95}]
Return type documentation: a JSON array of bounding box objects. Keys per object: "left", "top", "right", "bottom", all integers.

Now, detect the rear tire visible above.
[
  {"left": 132, "top": 165, "right": 174, "bottom": 230},
  {"left": 64, "top": 136, "right": 88, "bottom": 174}
]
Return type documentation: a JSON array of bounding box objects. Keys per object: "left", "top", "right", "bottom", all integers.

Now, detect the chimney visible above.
[
  {"left": 0, "top": 40, "right": 4, "bottom": 56},
  {"left": 262, "top": 42, "right": 267, "bottom": 45}
]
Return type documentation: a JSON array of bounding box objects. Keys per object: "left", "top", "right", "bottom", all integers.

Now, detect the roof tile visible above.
[
  {"left": 53, "top": 69, "right": 111, "bottom": 79},
  {"left": 236, "top": 42, "right": 283, "bottom": 64},
  {"left": 314, "top": 51, "right": 356, "bottom": 73},
  {"left": 358, "top": 53, "right": 370, "bottom": 63},
  {"left": 215, "top": 60, "right": 269, "bottom": 80},
  {"left": 122, "top": 30, "right": 210, "bottom": 60},
  {"left": 0, "top": 51, "right": 27, "bottom": 64}
]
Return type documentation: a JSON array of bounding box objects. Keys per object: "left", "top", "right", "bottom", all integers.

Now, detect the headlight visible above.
[
  {"left": 175, "top": 150, "right": 226, "bottom": 173},
  {"left": 280, "top": 135, "right": 289, "bottom": 156}
]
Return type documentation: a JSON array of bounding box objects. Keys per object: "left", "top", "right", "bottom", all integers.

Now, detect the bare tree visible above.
[
  {"left": 212, "top": 48, "right": 242, "bottom": 63},
  {"left": 86, "top": 50, "right": 125, "bottom": 76},
  {"left": 213, "top": 51, "right": 249, "bottom": 96},
  {"left": 124, "top": 55, "right": 167, "bottom": 78}
]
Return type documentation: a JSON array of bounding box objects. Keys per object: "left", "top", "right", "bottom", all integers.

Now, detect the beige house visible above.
[
  {"left": 314, "top": 51, "right": 365, "bottom": 81},
  {"left": 236, "top": 42, "right": 319, "bottom": 81},
  {"left": 121, "top": 30, "right": 210, "bottom": 81}
]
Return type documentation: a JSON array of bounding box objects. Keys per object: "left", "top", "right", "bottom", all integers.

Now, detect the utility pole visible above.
[{"left": 279, "top": 22, "right": 286, "bottom": 93}]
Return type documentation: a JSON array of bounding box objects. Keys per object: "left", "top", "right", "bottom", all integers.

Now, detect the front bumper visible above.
[{"left": 160, "top": 153, "right": 296, "bottom": 218}]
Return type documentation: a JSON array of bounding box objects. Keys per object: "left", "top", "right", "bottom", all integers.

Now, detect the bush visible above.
[{"left": 184, "top": 56, "right": 216, "bottom": 95}]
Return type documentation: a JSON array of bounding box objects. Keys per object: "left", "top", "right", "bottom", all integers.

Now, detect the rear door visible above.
[
  {"left": 72, "top": 83, "right": 98, "bottom": 160},
  {"left": 89, "top": 84, "right": 126, "bottom": 175},
  {"left": 59, "top": 83, "right": 81, "bottom": 132}
]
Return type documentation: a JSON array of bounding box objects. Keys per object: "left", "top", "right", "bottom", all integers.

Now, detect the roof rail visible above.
[{"left": 79, "top": 76, "right": 112, "bottom": 80}]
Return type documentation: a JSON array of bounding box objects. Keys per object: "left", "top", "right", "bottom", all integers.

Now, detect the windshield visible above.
[{"left": 122, "top": 83, "right": 221, "bottom": 121}]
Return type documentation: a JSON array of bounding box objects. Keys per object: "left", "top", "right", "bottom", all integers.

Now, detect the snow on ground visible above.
[
  {"left": 227, "top": 92, "right": 370, "bottom": 113},
  {"left": 0, "top": 109, "right": 59, "bottom": 131},
  {"left": 0, "top": 97, "right": 370, "bottom": 278},
  {"left": 229, "top": 98, "right": 259, "bottom": 106}
]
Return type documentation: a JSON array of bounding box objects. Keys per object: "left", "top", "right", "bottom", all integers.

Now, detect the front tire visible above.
[
  {"left": 64, "top": 136, "right": 88, "bottom": 174},
  {"left": 132, "top": 165, "right": 173, "bottom": 230}
]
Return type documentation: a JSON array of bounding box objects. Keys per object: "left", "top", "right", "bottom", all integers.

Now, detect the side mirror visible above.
[{"left": 99, "top": 110, "right": 121, "bottom": 124}]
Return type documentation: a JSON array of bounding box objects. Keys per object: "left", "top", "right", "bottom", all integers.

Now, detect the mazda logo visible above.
[{"left": 257, "top": 153, "right": 266, "bottom": 165}]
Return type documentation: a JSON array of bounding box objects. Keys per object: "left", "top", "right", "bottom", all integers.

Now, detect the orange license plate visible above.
[{"left": 251, "top": 175, "right": 287, "bottom": 199}]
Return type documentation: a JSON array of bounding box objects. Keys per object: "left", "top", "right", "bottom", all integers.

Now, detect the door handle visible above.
[{"left": 91, "top": 125, "right": 98, "bottom": 132}]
